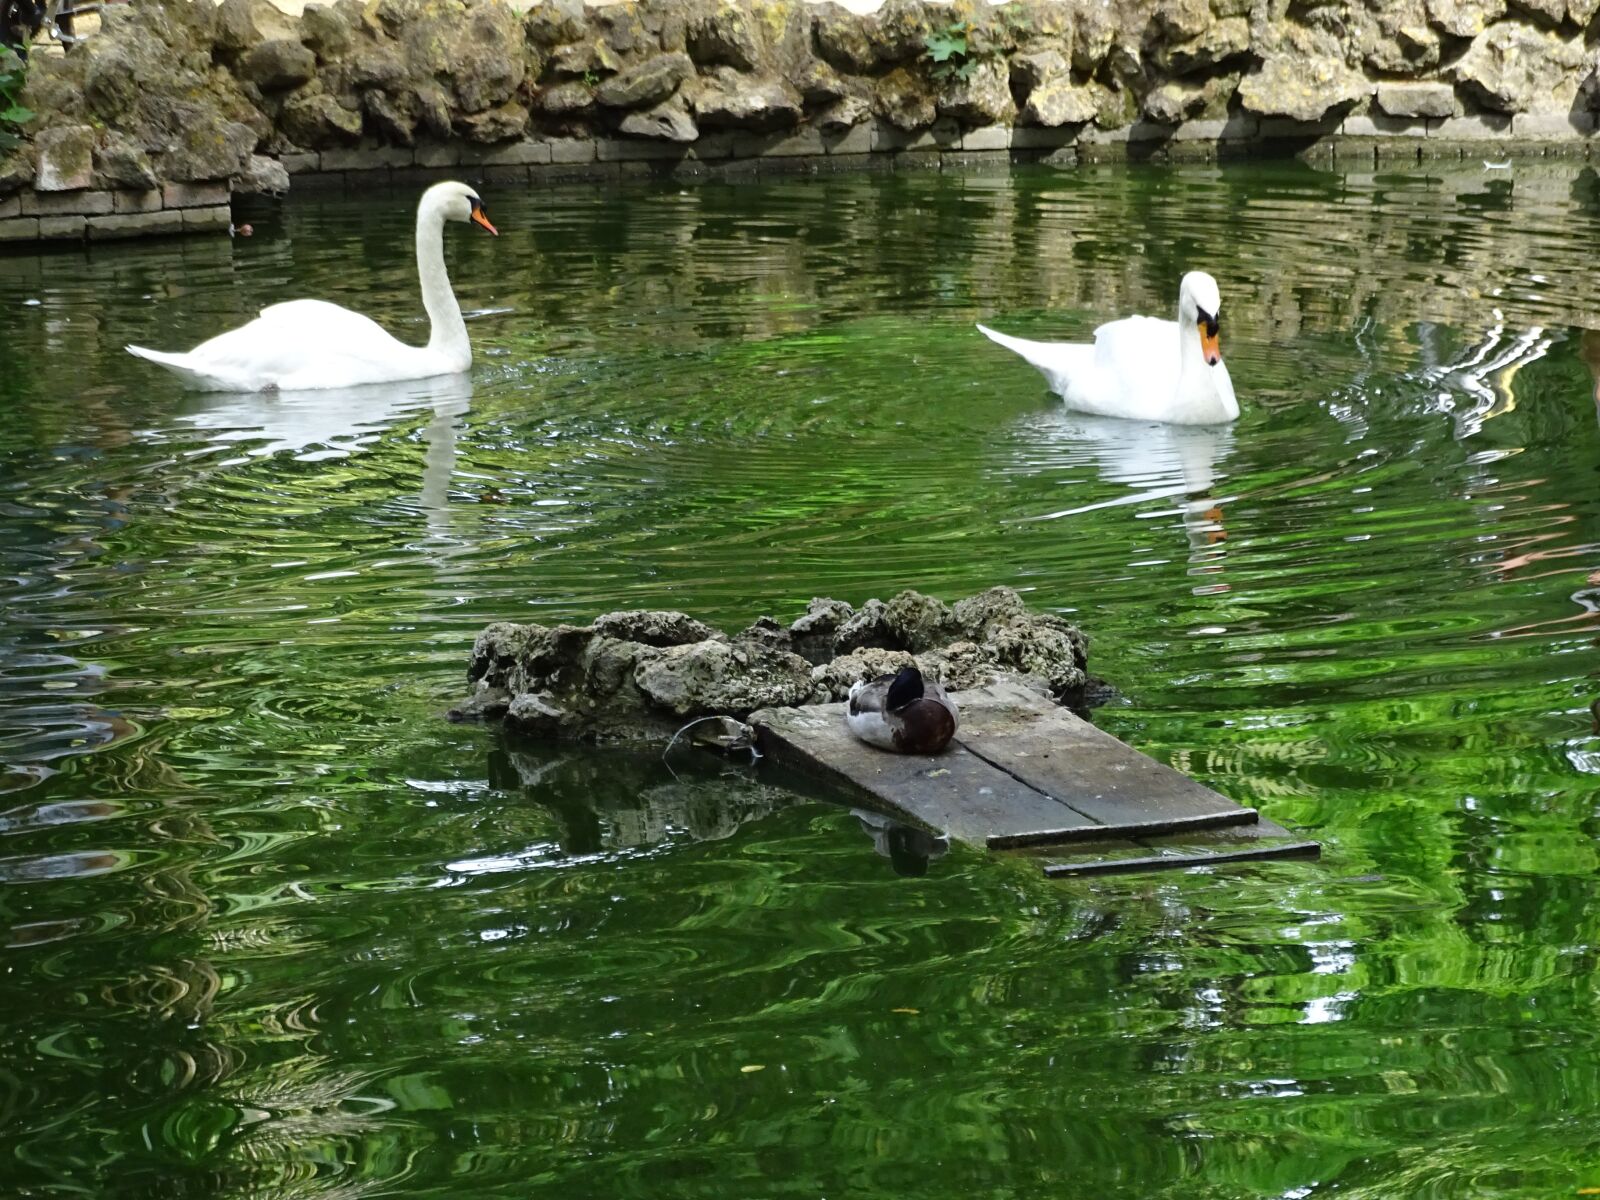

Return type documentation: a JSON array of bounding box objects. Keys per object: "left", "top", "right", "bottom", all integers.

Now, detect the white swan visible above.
[
  {"left": 977, "top": 271, "right": 1239, "bottom": 425},
  {"left": 127, "top": 181, "right": 498, "bottom": 392}
]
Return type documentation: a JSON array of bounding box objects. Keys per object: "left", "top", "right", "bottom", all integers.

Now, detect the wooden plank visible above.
[
  {"left": 987, "top": 806, "right": 1260, "bottom": 851},
  {"left": 1044, "top": 841, "right": 1322, "bottom": 878},
  {"left": 752, "top": 680, "right": 1318, "bottom": 876},
  {"left": 754, "top": 701, "right": 1097, "bottom": 846},
  {"left": 954, "top": 680, "right": 1255, "bottom": 831}
]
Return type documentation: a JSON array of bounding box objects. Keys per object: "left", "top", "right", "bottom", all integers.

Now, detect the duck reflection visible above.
[{"left": 852, "top": 809, "right": 949, "bottom": 877}]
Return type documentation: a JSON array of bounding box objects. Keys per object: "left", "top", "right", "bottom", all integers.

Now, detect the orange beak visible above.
[
  {"left": 470, "top": 204, "right": 498, "bottom": 236},
  {"left": 1200, "top": 324, "right": 1221, "bottom": 366}
]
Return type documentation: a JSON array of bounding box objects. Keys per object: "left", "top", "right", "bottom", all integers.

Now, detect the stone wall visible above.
[
  {"left": 0, "top": 176, "right": 231, "bottom": 243},
  {"left": 0, "top": 0, "right": 1596, "bottom": 244}
]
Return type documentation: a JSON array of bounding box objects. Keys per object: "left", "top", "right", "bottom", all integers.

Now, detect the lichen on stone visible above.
[{"left": 452, "top": 587, "right": 1091, "bottom": 742}]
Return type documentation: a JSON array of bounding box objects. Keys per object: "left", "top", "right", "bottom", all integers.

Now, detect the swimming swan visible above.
[
  {"left": 846, "top": 666, "right": 960, "bottom": 755},
  {"left": 127, "top": 181, "right": 498, "bottom": 392},
  {"left": 977, "top": 271, "right": 1238, "bottom": 425}
]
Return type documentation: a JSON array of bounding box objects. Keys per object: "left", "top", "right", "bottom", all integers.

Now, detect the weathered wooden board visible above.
[
  {"left": 958, "top": 681, "right": 1258, "bottom": 829},
  {"left": 750, "top": 699, "right": 1100, "bottom": 846},
  {"left": 750, "top": 678, "right": 1317, "bottom": 876},
  {"left": 1044, "top": 842, "right": 1322, "bottom": 878}
]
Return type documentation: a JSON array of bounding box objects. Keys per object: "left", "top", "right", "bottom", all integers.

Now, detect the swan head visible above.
[
  {"left": 423, "top": 180, "right": 498, "bottom": 236},
  {"left": 1178, "top": 270, "right": 1223, "bottom": 367}
]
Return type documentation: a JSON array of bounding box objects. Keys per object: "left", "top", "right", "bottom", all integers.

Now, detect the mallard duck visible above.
[
  {"left": 127, "top": 181, "right": 498, "bottom": 392},
  {"left": 846, "top": 666, "right": 960, "bottom": 754},
  {"left": 976, "top": 271, "right": 1238, "bottom": 425}
]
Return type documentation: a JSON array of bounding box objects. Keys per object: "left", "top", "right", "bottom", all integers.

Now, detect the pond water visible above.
[{"left": 3, "top": 159, "right": 1600, "bottom": 1198}]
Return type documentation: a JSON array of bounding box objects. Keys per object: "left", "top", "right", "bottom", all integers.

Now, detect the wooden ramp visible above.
[{"left": 751, "top": 679, "right": 1318, "bottom": 877}]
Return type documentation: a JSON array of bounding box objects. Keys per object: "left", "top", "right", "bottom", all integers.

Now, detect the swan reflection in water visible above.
[
  {"left": 172, "top": 372, "right": 472, "bottom": 460},
  {"left": 172, "top": 373, "right": 472, "bottom": 544},
  {"left": 1582, "top": 329, "right": 1600, "bottom": 419},
  {"left": 1409, "top": 319, "right": 1556, "bottom": 437},
  {"left": 1021, "top": 409, "right": 1236, "bottom": 589}
]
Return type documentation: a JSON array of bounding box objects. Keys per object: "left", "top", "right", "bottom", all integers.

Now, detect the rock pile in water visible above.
[{"left": 451, "top": 586, "right": 1090, "bottom": 741}]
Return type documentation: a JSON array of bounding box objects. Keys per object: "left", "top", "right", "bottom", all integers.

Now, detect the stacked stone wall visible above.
[{"left": 0, "top": 0, "right": 1596, "bottom": 244}]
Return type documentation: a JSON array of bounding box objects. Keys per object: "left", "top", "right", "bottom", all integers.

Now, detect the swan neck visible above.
[
  {"left": 418, "top": 203, "right": 467, "bottom": 362},
  {"left": 1176, "top": 297, "right": 1203, "bottom": 373}
]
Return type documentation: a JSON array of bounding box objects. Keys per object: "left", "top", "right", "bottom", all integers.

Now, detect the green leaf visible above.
[
  {"left": 1, "top": 103, "right": 34, "bottom": 124},
  {"left": 924, "top": 32, "right": 966, "bottom": 62}
]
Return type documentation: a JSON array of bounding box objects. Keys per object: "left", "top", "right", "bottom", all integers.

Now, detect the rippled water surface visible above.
[{"left": 3, "top": 160, "right": 1600, "bottom": 1197}]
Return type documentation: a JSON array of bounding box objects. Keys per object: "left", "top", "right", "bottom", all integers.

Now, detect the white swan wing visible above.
[
  {"left": 249, "top": 301, "right": 429, "bottom": 389},
  {"left": 129, "top": 301, "right": 434, "bottom": 392},
  {"left": 976, "top": 323, "right": 1097, "bottom": 396},
  {"left": 1081, "top": 315, "right": 1183, "bottom": 419}
]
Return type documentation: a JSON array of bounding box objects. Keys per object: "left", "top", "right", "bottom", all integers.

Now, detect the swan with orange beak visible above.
[
  {"left": 128, "top": 181, "right": 498, "bottom": 392},
  {"left": 977, "top": 271, "right": 1239, "bottom": 425}
]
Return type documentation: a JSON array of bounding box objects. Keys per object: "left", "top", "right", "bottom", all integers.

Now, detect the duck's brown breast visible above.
[{"left": 891, "top": 698, "right": 958, "bottom": 755}]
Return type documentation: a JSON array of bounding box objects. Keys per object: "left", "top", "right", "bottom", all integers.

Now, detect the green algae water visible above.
[{"left": 3, "top": 159, "right": 1600, "bottom": 1197}]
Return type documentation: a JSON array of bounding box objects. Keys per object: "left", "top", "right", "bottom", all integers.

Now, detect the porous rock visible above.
[
  {"left": 875, "top": 66, "right": 937, "bottom": 131},
  {"left": 241, "top": 38, "right": 317, "bottom": 91},
  {"left": 937, "top": 56, "right": 1016, "bottom": 125},
  {"left": 591, "top": 609, "right": 724, "bottom": 647},
  {"left": 688, "top": 3, "right": 764, "bottom": 71},
  {"left": 299, "top": 3, "right": 356, "bottom": 61},
  {"left": 1158, "top": 15, "right": 1250, "bottom": 74},
  {"left": 525, "top": 0, "right": 587, "bottom": 48},
  {"left": 0, "top": 147, "right": 36, "bottom": 195},
  {"left": 1453, "top": 21, "right": 1588, "bottom": 113},
  {"left": 1237, "top": 53, "right": 1370, "bottom": 122},
  {"left": 232, "top": 152, "right": 290, "bottom": 195},
  {"left": 595, "top": 52, "right": 694, "bottom": 110},
  {"left": 620, "top": 100, "right": 699, "bottom": 141},
  {"left": 687, "top": 69, "right": 802, "bottom": 130},
  {"left": 456, "top": 588, "right": 1090, "bottom": 741},
  {"left": 34, "top": 125, "right": 95, "bottom": 191},
  {"left": 813, "top": 2, "right": 877, "bottom": 74},
  {"left": 789, "top": 598, "right": 855, "bottom": 663},
  {"left": 213, "top": 0, "right": 297, "bottom": 60},
  {"left": 280, "top": 91, "right": 363, "bottom": 149},
  {"left": 635, "top": 640, "right": 818, "bottom": 715},
  {"left": 93, "top": 134, "right": 159, "bottom": 190},
  {"left": 537, "top": 81, "right": 597, "bottom": 117},
  {"left": 817, "top": 94, "right": 871, "bottom": 130},
  {"left": 811, "top": 648, "right": 919, "bottom": 700},
  {"left": 456, "top": 100, "right": 530, "bottom": 143},
  {"left": 795, "top": 59, "right": 849, "bottom": 105},
  {"left": 1375, "top": 80, "right": 1461, "bottom": 118},
  {"left": 1024, "top": 78, "right": 1099, "bottom": 127}
]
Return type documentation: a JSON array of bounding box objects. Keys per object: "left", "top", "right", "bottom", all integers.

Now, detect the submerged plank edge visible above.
[
  {"left": 1044, "top": 841, "right": 1323, "bottom": 878},
  {"left": 987, "top": 807, "right": 1261, "bottom": 850}
]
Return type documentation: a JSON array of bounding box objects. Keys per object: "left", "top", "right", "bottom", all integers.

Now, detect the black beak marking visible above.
[{"left": 1198, "top": 308, "right": 1220, "bottom": 339}]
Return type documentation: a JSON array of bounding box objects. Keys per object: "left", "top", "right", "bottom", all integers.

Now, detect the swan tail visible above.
[
  {"left": 975, "top": 323, "right": 1090, "bottom": 385},
  {"left": 126, "top": 345, "right": 233, "bottom": 392},
  {"left": 976, "top": 323, "right": 1041, "bottom": 360}
]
